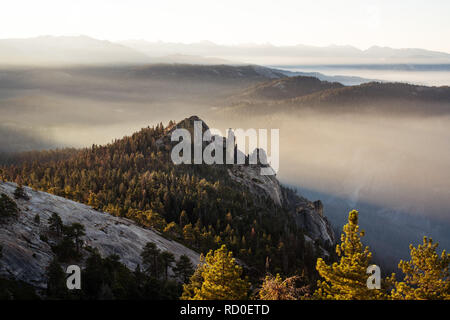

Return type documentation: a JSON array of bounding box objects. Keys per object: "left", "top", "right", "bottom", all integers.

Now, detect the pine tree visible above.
[
  {"left": 160, "top": 251, "right": 175, "bottom": 281},
  {"left": 52, "top": 237, "right": 78, "bottom": 262},
  {"left": 174, "top": 254, "right": 195, "bottom": 283},
  {"left": 48, "top": 212, "right": 64, "bottom": 236},
  {"left": 87, "top": 192, "right": 99, "bottom": 209},
  {"left": 181, "top": 257, "right": 205, "bottom": 300},
  {"left": 141, "top": 242, "right": 161, "bottom": 278},
  {"left": 82, "top": 251, "right": 105, "bottom": 298},
  {"left": 64, "top": 223, "right": 86, "bottom": 253},
  {"left": 315, "top": 210, "right": 386, "bottom": 300},
  {"left": 0, "top": 193, "right": 18, "bottom": 219},
  {"left": 181, "top": 245, "right": 250, "bottom": 300},
  {"left": 46, "top": 258, "right": 68, "bottom": 299},
  {"left": 390, "top": 236, "right": 450, "bottom": 300},
  {"left": 183, "top": 223, "right": 196, "bottom": 245},
  {"left": 179, "top": 210, "right": 189, "bottom": 228}
]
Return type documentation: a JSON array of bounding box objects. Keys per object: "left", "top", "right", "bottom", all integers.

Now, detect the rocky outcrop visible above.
[
  {"left": 163, "top": 116, "right": 336, "bottom": 247},
  {"left": 228, "top": 165, "right": 283, "bottom": 206},
  {"left": 313, "top": 200, "right": 324, "bottom": 218},
  {"left": 0, "top": 182, "right": 200, "bottom": 289},
  {"left": 281, "top": 187, "right": 335, "bottom": 246},
  {"left": 228, "top": 164, "right": 335, "bottom": 246},
  {"left": 293, "top": 201, "right": 335, "bottom": 245}
]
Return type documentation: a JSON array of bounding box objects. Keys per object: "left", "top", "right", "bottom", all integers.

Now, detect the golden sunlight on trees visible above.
[
  {"left": 390, "top": 236, "right": 450, "bottom": 300},
  {"left": 315, "top": 210, "right": 388, "bottom": 300},
  {"left": 181, "top": 245, "right": 250, "bottom": 300}
]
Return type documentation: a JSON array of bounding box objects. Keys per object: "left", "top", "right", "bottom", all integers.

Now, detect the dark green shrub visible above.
[
  {"left": 0, "top": 193, "right": 18, "bottom": 219},
  {"left": 39, "top": 234, "right": 48, "bottom": 243},
  {"left": 14, "top": 185, "right": 30, "bottom": 200}
]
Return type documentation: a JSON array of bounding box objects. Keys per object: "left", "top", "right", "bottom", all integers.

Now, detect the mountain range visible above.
[
  {"left": 120, "top": 40, "right": 450, "bottom": 65},
  {"left": 1, "top": 36, "right": 450, "bottom": 66},
  {"left": 224, "top": 75, "right": 450, "bottom": 116}
]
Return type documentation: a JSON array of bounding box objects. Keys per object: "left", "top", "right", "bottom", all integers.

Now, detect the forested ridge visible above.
[
  {"left": 0, "top": 119, "right": 325, "bottom": 282},
  {"left": 224, "top": 81, "right": 450, "bottom": 116}
]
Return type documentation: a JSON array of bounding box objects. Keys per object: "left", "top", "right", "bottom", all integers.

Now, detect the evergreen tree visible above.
[
  {"left": 315, "top": 210, "right": 387, "bottom": 300},
  {"left": 48, "top": 212, "right": 63, "bottom": 236},
  {"left": 82, "top": 251, "right": 105, "bottom": 299},
  {"left": 181, "top": 245, "right": 250, "bottom": 300},
  {"left": 34, "top": 214, "right": 40, "bottom": 225},
  {"left": 52, "top": 237, "right": 78, "bottom": 262},
  {"left": 64, "top": 223, "right": 86, "bottom": 253},
  {"left": 46, "top": 258, "right": 68, "bottom": 299},
  {"left": 141, "top": 242, "right": 161, "bottom": 278},
  {"left": 390, "top": 236, "right": 450, "bottom": 300},
  {"left": 179, "top": 210, "right": 189, "bottom": 228},
  {"left": 160, "top": 251, "right": 175, "bottom": 281},
  {"left": 181, "top": 256, "right": 205, "bottom": 300},
  {"left": 0, "top": 193, "right": 18, "bottom": 219},
  {"left": 173, "top": 255, "right": 195, "bottom": 283},
  {"left": 87, "top": 192, "right": 99, "bottom": 209},
  {"left": 183, "top": 223, "right": 196, "bottom": 245}
]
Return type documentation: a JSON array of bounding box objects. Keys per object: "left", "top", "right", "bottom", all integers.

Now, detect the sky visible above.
[{"left": 1, "top": 0, "right": 450, "bottom": 52}]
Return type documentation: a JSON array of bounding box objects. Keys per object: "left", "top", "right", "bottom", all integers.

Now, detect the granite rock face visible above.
[
  {"left": 293, "top": 200, "right": 335, "bottom": 245},
  {"left": 228, "top": 164, "right": 335, "bottom": 246},
  {"left": 0, "top": 182, "right": 200, "bottom": 289},
  {"left": 228, "top": 165, "right": 283, "bottom": 206}
]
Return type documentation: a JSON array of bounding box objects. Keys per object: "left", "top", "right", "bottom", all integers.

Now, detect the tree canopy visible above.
[{"left": 181, "top": 245, "right": 250, "bottom": 300}]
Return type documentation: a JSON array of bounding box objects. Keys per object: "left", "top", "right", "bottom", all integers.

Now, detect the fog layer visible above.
[{"left": 209, "top": 112, "right": 450, "bottom": 222}]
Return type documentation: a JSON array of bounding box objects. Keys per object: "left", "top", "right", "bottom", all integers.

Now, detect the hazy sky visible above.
[{"left": 1, "top": 0, "right": 450, "bottom": 52}]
